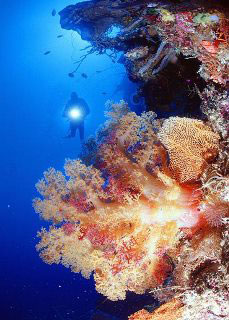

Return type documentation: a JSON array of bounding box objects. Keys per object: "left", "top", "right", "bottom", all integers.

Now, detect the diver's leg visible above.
[
  {"left": 64, "top": 122, "right": 77, "bottom": 138},
  {"left": 70, "top": 123, "right": 77, "bottom": 137},
  {"left": 79, "top": 122, "right": 84, "bottom": 142}
]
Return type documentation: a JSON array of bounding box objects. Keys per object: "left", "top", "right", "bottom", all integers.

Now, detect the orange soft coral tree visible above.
[{"left": 33, "top": 102, "right": 218, "bottom": 301}]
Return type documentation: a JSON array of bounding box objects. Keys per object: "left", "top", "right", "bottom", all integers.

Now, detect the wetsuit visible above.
[{"left": 63, "top": 97, "right": 90, "bottom": 141}]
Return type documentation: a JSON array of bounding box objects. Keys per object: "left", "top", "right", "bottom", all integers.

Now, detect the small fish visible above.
[
  {"left": 57, "top": 35, "right": 63, "bottom": 38},
  {"left": 144, "top": 304, "right": 156, "bottom": 313},
  {"left": 102, "top": 92, "right": 107, "bottom": 95},
  {"left": 81, "top": 73, "right": 88, "bottom": 79},
  {"left": 51, "top": 9, "right": 56, "bottom": 16},
  {"left": 44, "top": 51, "right": 51, "bottom": 55},
  {"left": 147, "top": 3, "right": 158, "bottom": 8},
  {"left": 68, "top": 72, "right": 74, "bottom": 78},
  {"left": 96, "top": 70, "right": 102, "bottom": 73}
]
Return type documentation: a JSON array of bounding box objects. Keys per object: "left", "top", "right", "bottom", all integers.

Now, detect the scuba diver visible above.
[{"left": 63, "top": 92, "right": 90, "bottom": 141}]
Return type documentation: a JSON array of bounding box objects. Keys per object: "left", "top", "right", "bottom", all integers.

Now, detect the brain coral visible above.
[{"left": 158, "top": 117, "right": 220, "bottom": 183}]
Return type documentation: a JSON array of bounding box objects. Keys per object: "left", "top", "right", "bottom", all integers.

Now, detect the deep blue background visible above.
[{"left": 0, "top": 1, "right": 141, "bottom": 319}]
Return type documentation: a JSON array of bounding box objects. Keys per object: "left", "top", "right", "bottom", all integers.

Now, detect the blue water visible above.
[{"left": 0, "top": 1, "right": 147, "bottom": 319}]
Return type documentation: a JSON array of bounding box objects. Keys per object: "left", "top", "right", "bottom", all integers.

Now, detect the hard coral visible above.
[
  {"left": 129, "top": 309, "right": 152, "bottom": 320},
  {"left": 153, "top": 8, "right": 229, "bottom": 85},
  {"left": 129, "top": 298, "right": 184, "bottom": 320},
  {"left": 200, "top": 85, "right": 229, "bottom": 139},
  {"left": 129, "top": 290, "right": 229, "bottom": 320},
  {"left": 158, "top": 117, "right": 220, "bottom": 183},
  {"left": 181, "top": 289, "right": 229, "bottom": 320},
  {"left": 34, "top": 103, "right": 207, "bottom": 301},
  {"left": 173, "top": 227, "right": 222, "bottom": 289}
]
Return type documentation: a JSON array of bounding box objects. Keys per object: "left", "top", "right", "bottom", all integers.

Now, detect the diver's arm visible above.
[
  {"left": 78, "top": 99, "right": 90, "bottom": 118},
  {"left": 82, "top": 100, "right": 90, "bottom": 116},
  {"left": 84, "top": 102, "right": 90, "bottom": 116},
  {"left": 62, "top": 102, "right": 70, "bottom": 117}
]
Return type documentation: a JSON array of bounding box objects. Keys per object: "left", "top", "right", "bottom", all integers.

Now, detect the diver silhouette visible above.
[{"left": 63, "top": 92, "right": 90, "bottom": 141}]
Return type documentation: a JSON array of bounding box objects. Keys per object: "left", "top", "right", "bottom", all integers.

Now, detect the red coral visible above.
[
  {"left": 153, "top": 255, "right": 173, "bottom": 285},
  {"left": 106, "top": 176, "right": 140, "bottom": 202},
  {"left": 69, "top": 193, "right": 94, "bottom": 212},
  {"left": 62, "top": 223, "right": 76, "bottom": 236},
  {"left": 78, "top": 225, "right": 89, "bottom": 240},
  {"left": 118, "top": 238, "right": 143, "bottom": 264},
  {"left": 79, "top": 224, "right": 115, "bottom": 250},
  {"left": 85, "top": 225, "right": 114, "bottom": 248},
  {"left": 201, "top": 40, "right": 219, "bottom": 55}
]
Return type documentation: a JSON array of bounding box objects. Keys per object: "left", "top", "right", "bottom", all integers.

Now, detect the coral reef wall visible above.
[
  {"left": 33, "top": 0, "right": 229, "bottom": 318},
  {"left": 59, "top": 0, "right": 229, "bottom": 86},
  {"left": 59, "top": 0, "right": 229, "bottom": 118}
]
